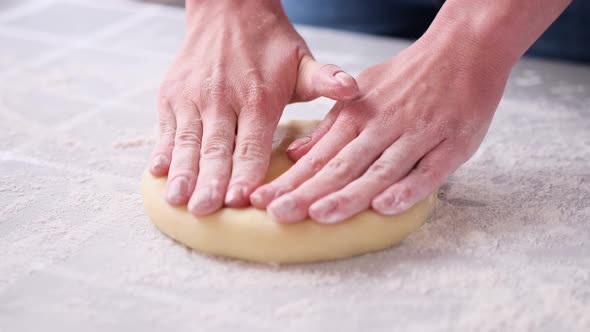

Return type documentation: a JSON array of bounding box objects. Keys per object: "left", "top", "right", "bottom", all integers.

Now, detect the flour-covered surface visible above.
[{"left": 0, "top": 1, "right": 589, "bottom": 331}]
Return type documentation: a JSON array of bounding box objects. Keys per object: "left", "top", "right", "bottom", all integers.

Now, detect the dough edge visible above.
[{"left": 141, "top": 171, "right": 436, "bottom": 264}]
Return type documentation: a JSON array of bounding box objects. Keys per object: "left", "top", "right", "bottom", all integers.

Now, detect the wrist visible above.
[
  {"left": 423, "top": 0, "right": 572, "bottom": 70},
  {"left": 186, "top": 0, "right": 284, "bottom": 17},
  {"left": 419, "top": 5, "right": 517, "bottom": 75},
  {"left": 184, "top": 0, "right": 290, "bottom": 36}
]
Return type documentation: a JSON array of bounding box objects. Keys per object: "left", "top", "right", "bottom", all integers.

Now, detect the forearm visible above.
[
  {"left": 185, "top": 0, "right": 295, "bottom": 46},
  {"left": 185, "top": 0, "right": 283, "bottom": 15},
  {"left": 423, "top": 0, "right": 572, "bottom": 68}
]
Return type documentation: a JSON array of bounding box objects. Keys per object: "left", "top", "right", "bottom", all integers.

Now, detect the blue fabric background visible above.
[{"left": 282, "top": 0, "right": 590, "bottom": 63}]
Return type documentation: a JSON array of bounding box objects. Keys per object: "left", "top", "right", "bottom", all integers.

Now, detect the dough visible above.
[{"left": 141, "top": 120, "right": 436, "bottom": 264}]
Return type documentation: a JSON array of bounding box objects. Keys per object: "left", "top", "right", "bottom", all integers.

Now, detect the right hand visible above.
[{"left": 149, "top": 0, "right": 359, "bottom": 215}]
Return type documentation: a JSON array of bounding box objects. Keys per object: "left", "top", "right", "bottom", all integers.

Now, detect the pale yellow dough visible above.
[{"left": 141, "top": 120, "right": 436, "bottom": 264}]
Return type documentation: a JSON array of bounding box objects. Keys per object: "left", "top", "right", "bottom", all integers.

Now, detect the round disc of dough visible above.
[{"left": 141, "top": 120, "right": 436, "bottom": 264}]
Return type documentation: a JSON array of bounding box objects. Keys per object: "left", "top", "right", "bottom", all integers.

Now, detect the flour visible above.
[
  {"left": 113, "top": 136, "right": 155, "bottom": 149},
  {"left": 514, "top": 69, "right": 543, "bottom": 87},
  {"left": 0, "top": 4, "right": 589, "bottom": 330},
  {"left": 3, "top": 93, "right": 589, "bottom": 331}
]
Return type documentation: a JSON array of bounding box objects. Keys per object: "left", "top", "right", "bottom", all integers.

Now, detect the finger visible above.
[
  {"left": 293, "top": 55, "right": 359, "bottom": 102},
  {"left": 225, "top": 111, "right": 278, "bottom": 207},
  {"left": 266, "top": 129, "right": 387, "bottom": 223},
  {"left": 309, "top": 133, "right": 441, "bottom": 223},
  {"left": 286, "top": 102, "right": 342, "bottom": 161},
  {"left": 250, "top": 117, "right": 358, "bottom": 209},
  {"left": 188, "top": 107, "right": 236, "bottom": 215},
  {"left": 165, "top": 98, "right": 202, "bottom": 205},
  {"left": 372, "top": 140, "right": 460, "bottom": 215},
  {"left": 149, "top": 97, "right": 176, "bottom": 176}
]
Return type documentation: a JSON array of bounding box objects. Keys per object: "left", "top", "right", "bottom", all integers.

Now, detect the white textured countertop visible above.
[{"left": 0, "top": 1, "right": 589, "bottom": 331}]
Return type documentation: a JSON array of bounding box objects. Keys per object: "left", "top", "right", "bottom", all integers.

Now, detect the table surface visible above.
[{"left": 1, "top": 1, "right": 589, "bottom": 331}]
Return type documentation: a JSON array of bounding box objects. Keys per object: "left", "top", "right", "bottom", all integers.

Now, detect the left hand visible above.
[{"left": 251, "top": 33, "right": 512, "bottom": 223}]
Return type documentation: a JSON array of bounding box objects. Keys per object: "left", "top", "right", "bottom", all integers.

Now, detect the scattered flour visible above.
[
  {"left": 514, "top": 69, "right": 543, "bottom": 87},
  {"left": 0, "top": 9, "right": 588, "bottom": 331}
]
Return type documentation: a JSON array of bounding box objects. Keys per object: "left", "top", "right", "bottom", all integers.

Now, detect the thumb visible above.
[{"left": 293, "top": 55, "right": 359, "bottom": 102}]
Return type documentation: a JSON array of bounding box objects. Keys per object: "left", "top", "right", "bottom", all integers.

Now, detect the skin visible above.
[
  {"left": 151, "top": 0, "right": 572, "bottom": 223},
  {"left": 150, "top": 0, "right": 359, "bottom": 215}
]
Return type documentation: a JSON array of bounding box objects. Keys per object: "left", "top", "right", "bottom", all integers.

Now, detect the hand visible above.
[
  {"left": 251, "top": 32, "right": 512, "bottom": 223},
  {"left": 149, "top": 0, "right": 359, "bottom": 215}
]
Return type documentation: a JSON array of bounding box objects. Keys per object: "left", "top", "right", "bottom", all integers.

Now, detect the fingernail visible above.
[
  {"left": 374, "top": 195, "right": 397, "bottom": 214},
  {"left": 167, "top": 176, "right": 189, "bottom": 204},
  {"left": 225, "top": 185, "right": 246, "bottom": 206},
  {"left": 251, "top": 186, "right": 285, "bottom": 208},
  {"left": 375, "top": 195, "right": 414, "bottom": 215},
  {"left": 393, "top": 199, "right": 413, "bottom": 214},
  {"left": 311, "top": 199, "right": 338, "bottom": 218},
  {"left": 334, "top": 71, "right": 352, "bottom": 86},
  {"left": 193, "top": 186, "right": 212, "bottom": 205},
  {"left": 151, "top": 154, "right": 168, "bottom": 172},
  {"left": 268, "top": 196, "right": 297, "bottom": 220},
  {"left": 250, "top": 189, "right": 265, "bottom": 206},
  {"left": 189, "top": 186, "right": 216, "bottom": 215},
  {"left": 287, "top": 136, "right": 311, "bottom": 152}
]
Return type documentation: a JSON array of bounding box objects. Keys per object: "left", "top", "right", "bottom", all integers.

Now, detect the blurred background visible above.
[{"left": 140, "top": 0, "right": 590, "bottom": 63}]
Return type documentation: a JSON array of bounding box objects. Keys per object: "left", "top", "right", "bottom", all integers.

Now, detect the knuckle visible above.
[
  {"left": 178, "top": 87, "right": 199, "bottom": 108},
  {"left": 235, "top": 139, "right": 266, "bottom": 161},
  {"left": 160, "top": 79, "right": 192, "bottom": 104},
  {"left": 158, "top": 80, "right": 177, "bottom": 98},
  {"left": 417, "top": 163, "right": 442, "bottom": 181},
  {"left": 336, "top": 192, "right": 358, "bottom": 206},
  {"left": 326, "top": 157, "right": 353, "bottom": 177},
  {"left": 334, "top": 113, "right": 361, "bottom": 136},
  {"left": 379, "top": 103, "right": 401, "bottom": 124},
  {"left": 303, "top": 155, "right": 326, "bottom": 173},
  {"left": 367, "top": 162, "right": 393, "bottom": 182},
  {"left": 241, "top": 85, "right": 280, "bottom": 125},
  {"left": 201, "top": 140, "right": 232, "bottom": 159},
  {"left": 431, "top": 119, "right": 455, "bottom": 140},
  {"left": 200, "top": 76, "right": 226, "bottom": 101},
  {"left": 244, "top": 82, "right": 269, "bottom": 108},
  {"left": 175, "top": 129, "right": 202, "bottom": 147},
  {"left": 158, "top": 120, "right": 176, "bottom": 138},
  {"left": 249, "top": 111, "right": 280, "bottom": 127}
]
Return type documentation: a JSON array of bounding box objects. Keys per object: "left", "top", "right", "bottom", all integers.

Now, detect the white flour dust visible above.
[{"left": 0, "top": 14, "right": 589, "bottom": 330}]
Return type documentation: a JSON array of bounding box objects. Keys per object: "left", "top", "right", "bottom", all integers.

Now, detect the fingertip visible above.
[
  {"left": 333, "top": 71, "right": 359, "bottom": 100},
  {"left": 267, "top": 196, "right": 301, "bottom": 223},
  {"left": 249, "top": 191, "right": 264, "bottom": 209},
  {"left": 250, "top": 186, "right": 274, "bottom": 209},
  {"left": 299, "top": 61, "right": 358, "bottom": 101},
  {"left": 371, "top": 192, "right": 415, "bottom": 216},
  {"left": 286, "top": 136, "right": 311, "bottom": 152},
  {"left": 314, "top": 69, "right": 359, "bottom": 101},
  {"left": 149, "top": 154, "right": 170, "bottom": 176},
  {"left": 224, "top": 185, "right": 249, "bottom": 207},
  {"left": 286, "top": 149, "right": 305, "bottom": 162},
  {"left": 309, "top": 199, "right": 342, "bottom": 224},
  {"left": 188, "top": 186, "right": 222, "bottom": 216},
  {"left": 286, "top": 136, "right": 312, "bottom": 161},
  {"left": 166, "top": 176, "right": 191, "bottom": 205}
]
